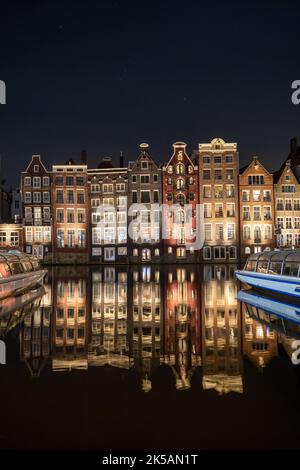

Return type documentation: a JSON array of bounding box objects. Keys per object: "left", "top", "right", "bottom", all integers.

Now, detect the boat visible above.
[
  {"left": 0, "top": 252, "right": 47, "bottom": 300},
  {"left": 0, "top": 285, "right": 45, "bottom": 320},
  {"left": 237, "top": 289, "right": 300, "bottom": 326},
  {"left": 235, "top": 249, "right": 300, "bottom": 300}
]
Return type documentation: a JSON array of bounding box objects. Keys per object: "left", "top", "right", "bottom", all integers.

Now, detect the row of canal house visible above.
[{"left": 16, "top": 137, "right": 300, "bottom": 263}]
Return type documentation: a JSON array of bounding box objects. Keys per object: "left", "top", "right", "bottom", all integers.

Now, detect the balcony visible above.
[
  {"left": 215, "top": 192, "right": 223, "bottom": 199},
  {"left": 254, "top": 238, "right": 261, "bottom": 243},
  {"left": 215, "top": 212, "right": 224, "bottom": 218}
]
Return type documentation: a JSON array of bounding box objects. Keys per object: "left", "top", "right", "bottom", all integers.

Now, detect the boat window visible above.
[
  {"left": 281, "top": 252, "right": 300, "bottom": 277},
  {"left": 257, "top": 259, "right": 269, "bottom": 273},
  {"left": 245, "top": 260, "right": 257, "bottom": 271},
  {"left": 30, "top": 258, "right": 40, "bottom": 270},
  {"left": 8, "top": 261, "right": 24, "bottom": 275},
  {"left": 21, "top": 260, "right": 34, "bottom": 272},
  {"left": 0, "top": 262, "right": 11, "bottom": 278},
  {"left": 269, "top": 262, "right": 282, "bottom": 275},
  {"left": 283, "top": 262, "right": 299, "bottom": 277}
]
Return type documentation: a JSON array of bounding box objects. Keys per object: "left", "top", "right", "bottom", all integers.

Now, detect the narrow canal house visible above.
[
  {"left": 88, "top": 156, "right": 128, "bottom": 263},
  {"left": 239, "top": 156, "right": 275, "bottom": 258},
  {"left": 20, "top": 155, "right": 52, "bottom": 260},
  {"left": 198, "top": 138, "right": 240, "bottom": 263},
  {"left": 162, "top": 142, "right": 199, "bottom": 262},
  {"left": 52, "top": 155, "right": 90, "bottom": 263},
  {"left": 127, "top": 143, "right": 162, "bottom": 263},
  {"left": 273, "top": 138, "right": 300, "bottom": 248}
]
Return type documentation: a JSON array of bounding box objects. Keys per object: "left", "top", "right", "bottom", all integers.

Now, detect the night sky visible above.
[{"left": 1, "top": 0, "right": 300, "bottom": 186}]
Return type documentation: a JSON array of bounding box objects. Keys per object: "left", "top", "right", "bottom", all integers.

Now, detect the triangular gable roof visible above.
[
  {"left": 23, "top": 154, "right": 48, "bottom": 173},
  {"left": 130, "top": 143, "right": 158, "bottom": 171},
  {"left": 274, "top": 161, "right": 299, "bottom": 185},
  {"left": 239, "top": 157, "right": 271, "bottom": 176},
  {"left": 165, "top": 142, "right": 195, "bottom": 169}
]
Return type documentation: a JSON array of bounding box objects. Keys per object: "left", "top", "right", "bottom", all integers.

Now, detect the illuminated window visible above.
[
  {"left": 33, "top": 192, "right": 41, "bottom": 203},
  {"left": 78, "top": 229, "right": 85, "bottom": 248},
  {"left": 25, "top": 192, "right": 31, "bottom": 203},
  {"left": 176, "top": 247, "right": 186, "bottom": 258},
  {"left": 33, "top": 177, "right": 41, "bottom": 188},
  {"left": 77, "top": 209, "right": 85, "bottom": 223},
  {"left": 176, "top": 178, "right": 185, "bottom": 189},
  {"left": 176, "top": 163, "right": 185, "bottom": 175},
  {"left": 66, "top": 209, "right": 75, "bottom": 223},
  {"left": 92, "top": 228, "right": 101, "bottom": 245},
  {"left": 67, "top": 230, "right": 75, "bottom": 248},
  {"left": 10, "top": 232, "right": 19, "bottom": 246}
]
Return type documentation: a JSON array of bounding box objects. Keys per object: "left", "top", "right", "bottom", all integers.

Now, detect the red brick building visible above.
[
  {"left": 162, "top": 142, "right": 199, "bottom": 262},
  {"left": 52, "top": 158, "right": 90, "bottom": 263}
]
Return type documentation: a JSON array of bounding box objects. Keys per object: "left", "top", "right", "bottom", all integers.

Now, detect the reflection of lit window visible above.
[{"left": 256, "top": 324, "right": 264, "bottom": 338}]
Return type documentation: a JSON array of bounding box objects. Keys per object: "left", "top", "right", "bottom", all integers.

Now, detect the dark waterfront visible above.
[{"left": 1, "top": 264, "right": 300, "bottom": 451}]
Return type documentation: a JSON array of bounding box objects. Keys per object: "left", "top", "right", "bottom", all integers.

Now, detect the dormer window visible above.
[
  {"left": 33, "top": 165, "right": 39, "bottom": 173},
  {"left": 141, "top": 161, "right": 148, "bottom": 170}
]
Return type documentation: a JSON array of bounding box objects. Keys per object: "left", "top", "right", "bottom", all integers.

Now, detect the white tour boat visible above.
[
  {"left": 235, "top": 249, "right": 300, "bottom": 300},
  {"left": 0, "top": 252, "right": 47, "bottom": 300}
]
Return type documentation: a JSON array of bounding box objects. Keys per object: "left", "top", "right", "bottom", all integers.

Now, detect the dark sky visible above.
[{"left": 1, "top": 0, "right": 300, "bottom": 186}]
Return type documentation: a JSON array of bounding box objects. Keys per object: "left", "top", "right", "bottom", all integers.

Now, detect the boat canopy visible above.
[
  {"left": 244, "top": 249, "right": 300, "bottom": 276},
  {"left": 0, "top": 253, "right": 41, "bottom": 279}
]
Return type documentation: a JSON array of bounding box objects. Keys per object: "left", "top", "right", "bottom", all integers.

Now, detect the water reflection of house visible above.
[
  {"left": 52, "top": 268, "right": 90, "bottom": 371},
  {"left": 163, "top": 267, "right": 201, "bottom": 390},
  {"left": 129, "top": 266, "right": 162, "bottom": 392},
  {"left": 201, "top": 265, "right": 243, "bottom": 394},
  {"left": 242, "top": 304, "right": 278, "bottom": 369},
  {"left": 19, "top": 284, "right": 52, "bottom": 377},
  {"left": 88, "top": 267, "right": 130, "bottom": 369}
]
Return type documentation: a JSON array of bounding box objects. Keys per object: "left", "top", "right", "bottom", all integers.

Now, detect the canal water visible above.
[{"left": 1, "top": 264, "right": 300, "bottom": 450}]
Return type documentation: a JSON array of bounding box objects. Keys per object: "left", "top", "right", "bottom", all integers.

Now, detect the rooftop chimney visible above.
[
  {"left": 120, "top": 151, "right": 124, "bottom": 168},
  {"left": 290, "top": 137, "right": 297, "bottom": 155},
  {"left": 81, "top": 149, "right": 87, "bottom": 165}
]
